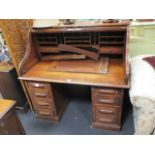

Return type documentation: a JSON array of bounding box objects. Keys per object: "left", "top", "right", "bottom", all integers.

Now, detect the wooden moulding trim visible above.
[
  {"left": 124, "top": 27, "right": 130, "bottom": 84},
  {"left": 19, "top": 77, "right": 129, "bottom": 89},
  {"left": 19, "top": 30, "right": 39, "bottom": 76},
  {"left": 19, "top": 30, "right": 31, "bottom": 75},
  {"left": 31, "top": 26, "right": 128, "bottom": 33}
]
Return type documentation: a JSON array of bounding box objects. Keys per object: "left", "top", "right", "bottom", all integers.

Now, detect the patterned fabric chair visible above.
[{"left": 130, "top": 55, "right": 155, "bottom": 134}]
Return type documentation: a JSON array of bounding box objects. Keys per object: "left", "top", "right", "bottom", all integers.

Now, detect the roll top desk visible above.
[{"left": 19, "top": 21, "right": 129, "bottom": 131}]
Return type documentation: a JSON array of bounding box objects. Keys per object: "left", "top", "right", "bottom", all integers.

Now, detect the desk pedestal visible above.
[
  {"left": 25, "top": 80, "right": 124, "bottom": 131},
  {"left": 91, "top": 87, "right": 123, "bottom": 131}
]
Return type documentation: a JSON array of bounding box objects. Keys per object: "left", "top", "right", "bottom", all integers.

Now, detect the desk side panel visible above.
[{"left": 19, "top": 31, "right": 39, "bottom": 76}]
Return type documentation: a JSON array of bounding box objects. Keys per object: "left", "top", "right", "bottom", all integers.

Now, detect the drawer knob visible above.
[
  {"left": 99, "top": 109, "right": 113, "bottom": 114},
  {"left": 32, "top": 83, "right": 45, "bottom": 88},
  {"left": 34, "top": 92, "right": 47, "bottom": 97},
  {"left": 98, "top": 99, "right": 114, "bottom": 104},
  {"left": 38, "top": 111, "right": 51, "bottom": 116},
  {"left": 0, "top": 122, "right": 4, "bottom": 127},
  {"left": 37, "top": 101, "right": 49, "bottom": 106},
  {"left": 99, "top": 89, "right": 117, "bottom": 94},
  {"left": 99, "top": 118, "right": 113, "bottom": 123}
]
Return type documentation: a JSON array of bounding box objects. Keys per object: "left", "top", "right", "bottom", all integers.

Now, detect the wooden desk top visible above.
[
  {"left": 31, "top": 21, "right": 129, "bottom": 33},
  {"left": 0, "top": 99, "right": 16, "bottom": 119},
  {"left": 19, "top": 59, "right": 129, "bottom": 88}
]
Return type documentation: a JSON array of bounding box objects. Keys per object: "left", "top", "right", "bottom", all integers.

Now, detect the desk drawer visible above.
[
  {"left": 26, "top": 81, "right": 55, "bottom": 109},
  {"left": 31, "top": 89, "right": 53, "bottom": 100},
  {"left": 95, "top": 105, "right": 120, "bottom": 115},
  {"left": 27, "top": 81, "right": 51, "bottom": 92},
  {"left": 35, "top": 108, "right": 56, "bottom": 120},
  {"left": 92, "top": 87, "right": 123, "bottom": 106},
  {"left": 32, "top": 98, "right": 55, "bottom": 110},
  {"left": 96, "top": 114, "right": 118, "bottom": 124},
  {"left": 94, "top": 105, "right": 120, "bottom": 124},
  {"left": 29, "top": 89, "right": 55, "bottom": 109},
  {"left": 93, "top": 87, "right": 122, "bottom": 96},
  {"left": 95, "top": 94, "right": 121, "bottom": 105}
]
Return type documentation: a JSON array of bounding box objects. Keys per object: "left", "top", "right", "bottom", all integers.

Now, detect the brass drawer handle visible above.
[
  {"left": 99, "top": 109, "right": 113, "bottom": 114},
  {"left": 34, "top": 92, "right": 47, "bottom": 97},
  {"left": 32, "top": 83, "right": 45, "bottom": 88},
  {"left": 99, "top": 118, "right": 113, "bottom": 123},
  {"left": 36, "top": 101, "right": 49, "bottom": 106},
  {"left": 0, "top": 122, "right": 5, "bottom": 127},
  {"left": 98, "top": 89, "right": 118, "bottom": 94},
  {"left": 38, "top": 111, "right": 51, "bottom": 116},
  {"left": 98, "top": 99, "right": 114, "bottom": 104}
]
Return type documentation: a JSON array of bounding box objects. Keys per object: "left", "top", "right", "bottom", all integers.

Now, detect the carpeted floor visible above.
[{"left": 17, "top": 98, "right": 134, "bottom": 135}]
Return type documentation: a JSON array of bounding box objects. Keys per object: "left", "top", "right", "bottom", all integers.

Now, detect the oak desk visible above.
[{"left": 19, "top": 22, "right": 129, "bottom": 131}]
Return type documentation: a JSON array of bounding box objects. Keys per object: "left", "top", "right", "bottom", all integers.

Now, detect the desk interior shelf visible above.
[{"left": 33, "top": 29, "right": 126, "bottom": 61}]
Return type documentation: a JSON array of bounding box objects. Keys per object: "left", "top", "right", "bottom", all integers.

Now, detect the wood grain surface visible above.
[
  {"left": 19, "top": 58, "right": 128, "bottom": 88},
  {"left": 0, "top": 99, "right": 15, "bottom": 119}
]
